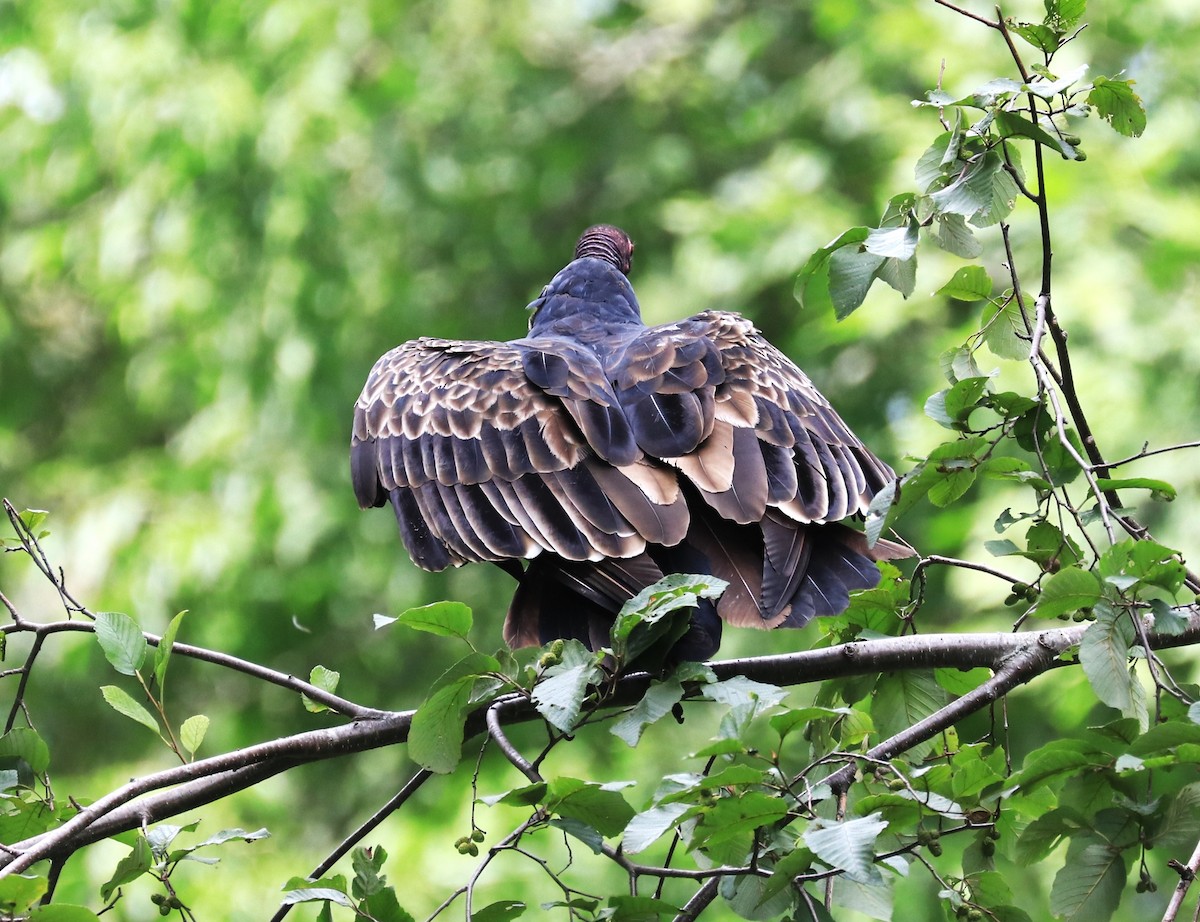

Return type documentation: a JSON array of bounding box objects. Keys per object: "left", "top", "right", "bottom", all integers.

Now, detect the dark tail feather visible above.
[
  {"left": 504, "top": 553, "right": 663, "bottom": 651},
  {"left": 778, "top": 523, "right": 901, "bottom": 628}
]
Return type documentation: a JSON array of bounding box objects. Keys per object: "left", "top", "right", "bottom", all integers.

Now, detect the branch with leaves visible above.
[{"left": 3, "top": 3, "right": 1200, "bottom": 921}]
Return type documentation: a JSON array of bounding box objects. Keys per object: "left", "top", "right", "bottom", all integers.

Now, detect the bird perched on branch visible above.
[{"left": 352, "top": 225, "right": 907, "bottom": 660}]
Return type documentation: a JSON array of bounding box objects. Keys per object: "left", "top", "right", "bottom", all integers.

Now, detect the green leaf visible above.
[
  {"left": 410, "top": 653, "right": 499, "bottom": 773},
  {"left": 1008, "top": 20, "right": 1060, "bottom": 52},
  {"left": 362, "top": 888, "right": 416, "bottom": 922},
  {"left": 1094, "top": 477, "right": 1176, "bottom": 501},
  {"left": 187, "top": 826, "right": 267, "bottom": 849},
  {"left": 929, "top": 152, "right": 1001, "bottom": 219},
  {"left": 1089, "top": 77, "right": 1146, "bottom": 138},
  {"left": 532, "top": 641, "right": 602, "bottom": 732},
  {"left": 95, "top": 611, "right": 147, "bottom": 677},
  {"left": 756, "top": 849, "right": 819, "bottom": 914},
  {"left": 1049, "top": 837, "right": 1127, "bottom": 922},
  {"left": 27, "top": 907, "right": 104, "bottom": 922},
  {"left": 949, "top": 744, "right": 1007, "bottom": 800},
  {"left": 1009, "top": 740, "right": 1108, "bottom": 792},
  {"left": 937, "top": 265, "right": 993, "bottom": 301},
  {"left": 876, "top": 253, "right": 916, "bottom": 299},
  {"left": 604, "top": 895, "right": 678, "bottom": 921},
  {"left": 1031, "top": 566, "right": 1102, "bottom": 619},
  {"left": 101, "top": 836, "right": 153, "bottom": 901},
  {"left": 934, "top": 213, "right": 983, "bottom": 258},
  {"left": 1099, "top": 539, "right": 1188, "bottom": 594},
  {"left": 1079, "top": 602, "right": 1136, "bottom": 715},
  {"left": 611, "top": 679, "right": 684, "bottom": 747},
  {"left": 828, "top": 243, "right": 884, "bottom": 319},
  {"left": 180, "top": 715, "right": 209, "bottom": 757},
  {"left": 622, "top": 803, "right": 691, "bottom": 854},
  {"left": 16, "top": 508, "right": 49, "bottom": 535},
  {"left": 302, "top": 665, "right": 341, "bottom": 713},
  {"left": 0, "top": 800, "right": 55, "bottom": 843},
  {"left": 864, "top": 479, "right": 896, "bottom": 547},
  {"left": 154, "top": 610, "right": 187, "bottom": 694},
  {"left": 704, "top": 675, "right": 789, "bottom": 738},
  {"left": 1154, "top": 783, "right": 1200, "bottom": 851},
  {"left": 864, "top": 222, "right": 918, "bottom": 260},
  {"left": 803, "top": 814, "right": 888, "bottom": 884},
  {"left": 995, "top": 110, "right": 1079, "bottom": 159},
  {"left": 410, "top": 678, "right": 473, "bottom": 773},
  {"left": 0, "top": 871, "right": 49, "bottom": 913},
  {"left": 612, "top": 573, "right": 726, "bottom": 663},
  {"left": 1150, "top": 599, "right": 1189, "bottom": 636},
  {"left": 928, "top": 466, "right": 978, "bottom": 507},
  {"left": 935, "top": 667, "right": 992, "bottom": 697},
  {"left": 1015, "top": 808, "right": 1085, "bottom": 865},
  {"left": 1046, "top": 0, "right": 1087, "bottom": 32},
  {"left": 472, "top": 900, "right": 527, "bottom": 922},
  {"left": 983, "top": 299, "right": 1029, "bottom": 360},
  {"left": 408, "top": 652, "right": 501, "bottom": 772},
  {"left": 351, "top": 844, "right": 387, "bottom": 897},
  {"left": 693, "top": 791, "right": 790, "bottom": 853},
  {"left": 100, "top": 686, "right": 161, "bottom": 735},
  {"left": 545, "top": 777, "right": 635, "bottom": 837},
  {"left": 657, "top": 765, "right": 770, "bottom": 805},
  {"left": 770, "top": 705, "right": 854, "bottom": 742},
  {"left": 396, "top": 601, "right": 473, "bottom": 639},
  {"left": 488, "top": 781, "right": 547, "bottom": 808},
  {"left": 0, "top": 727, "right": 51, "bottom": 775},
  {"left": 281, "top": 888, "right": 355, "bottom": 907},
  {"left": 726, "top": 871, "right": 797, "bottom": 920},
  {"left": 794, "top": 226, "right": 870, "bottom": 311},
  {"left": 945, "top": 375, "right": 992, "bottom": 421},
  {"left": 871, "top": 671, "right": 947, "bottom": 760}
]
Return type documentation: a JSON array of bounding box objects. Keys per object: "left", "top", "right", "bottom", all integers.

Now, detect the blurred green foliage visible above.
[{"left": 2, "top": 0, "right": 1199, "bottom": 917}]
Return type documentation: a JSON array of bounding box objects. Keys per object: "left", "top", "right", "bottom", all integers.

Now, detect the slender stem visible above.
[
  {"left": 487, "top": 702, "right": 541, "bottom": 783},
  {"left": 933, "top": 0, "right": 998, "bottom": 28},
  {"left": 267, "top": 768, "right": 434, "bottom": 922},
  {"left": 1103, "top": 440, "right": 1200, "bottom": 470},
  {"left": 0, "top": 619, "right": 384, "bottom": 720}
]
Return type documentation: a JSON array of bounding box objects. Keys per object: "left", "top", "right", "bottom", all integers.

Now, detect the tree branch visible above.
[
  {"left": 1161, "top": 835, "right": 1200, "bottom": 922},
  {"left": 5, "top": 611, "right": 1196, "bottom": 878},
  {"left": 0, "top": 619, "right": 385, "bottom": 720}
]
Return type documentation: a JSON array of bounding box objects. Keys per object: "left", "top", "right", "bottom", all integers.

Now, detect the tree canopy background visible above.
[{"left": 1, "top": 0, "right": 1199, "bottom": 918}]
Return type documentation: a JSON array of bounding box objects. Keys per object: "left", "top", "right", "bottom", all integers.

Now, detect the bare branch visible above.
[
  {"left": 1161, "top": 836, "right": 1200, "bottom": 922},
  {"left": 1102, "top": 440, "right": 1200, "bottom": 470}
]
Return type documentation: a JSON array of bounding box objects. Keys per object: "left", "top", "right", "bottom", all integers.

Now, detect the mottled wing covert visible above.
[
  {"left": 351, "top": 336, "right": 688, "bottom": 573},
  {"left": 630, "top": 310, "right": 896, "bottom": 526},
  {"left": 607, "top": 310, "right": 902, "bottom": 629}
]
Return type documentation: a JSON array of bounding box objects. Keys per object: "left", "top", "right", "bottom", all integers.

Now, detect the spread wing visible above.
[
  {"left": 612, "top": 309, "right": 895, "bottom": 525},
  {"left": 608, "top": 310, "right": 902, "bottom": 629},
  {"left": 351, "top": 336, "right": 689, "bottom": 573}
]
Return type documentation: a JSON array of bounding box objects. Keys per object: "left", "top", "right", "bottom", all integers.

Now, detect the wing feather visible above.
[{"left": 354, "top": 272, "right": 905, "bottom": 659}]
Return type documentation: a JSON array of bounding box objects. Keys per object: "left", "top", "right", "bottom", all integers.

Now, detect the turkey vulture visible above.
[{"left": 352, "top": 225, "right": 906, "bottom": 660}]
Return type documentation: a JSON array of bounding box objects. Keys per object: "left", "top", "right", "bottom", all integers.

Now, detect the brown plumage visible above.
[{"left": 352, "top": 226, "right": 907, "bottom": 660}]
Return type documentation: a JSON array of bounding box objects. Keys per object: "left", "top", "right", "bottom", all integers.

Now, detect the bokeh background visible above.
[{"left": 2, "top": 0, "right": 1198, "bottom": 917}]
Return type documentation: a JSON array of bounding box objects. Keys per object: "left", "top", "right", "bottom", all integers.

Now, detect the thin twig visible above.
[
  {"left": 487, "top": 702, "right": 541, "bottom": 783},
  {"left": 1101, "top": 440, "right": 1200, "bottom": 470},
  {"left": 267, "top": 768, "right": 434, "bottom": 922},
  {"left": 0, "top": 619, "right": 384, "bottom": 720}
]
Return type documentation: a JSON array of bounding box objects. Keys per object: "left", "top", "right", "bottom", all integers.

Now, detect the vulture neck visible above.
[{"left": 528, "top": 257, "right": 643, "bottom": 341}]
